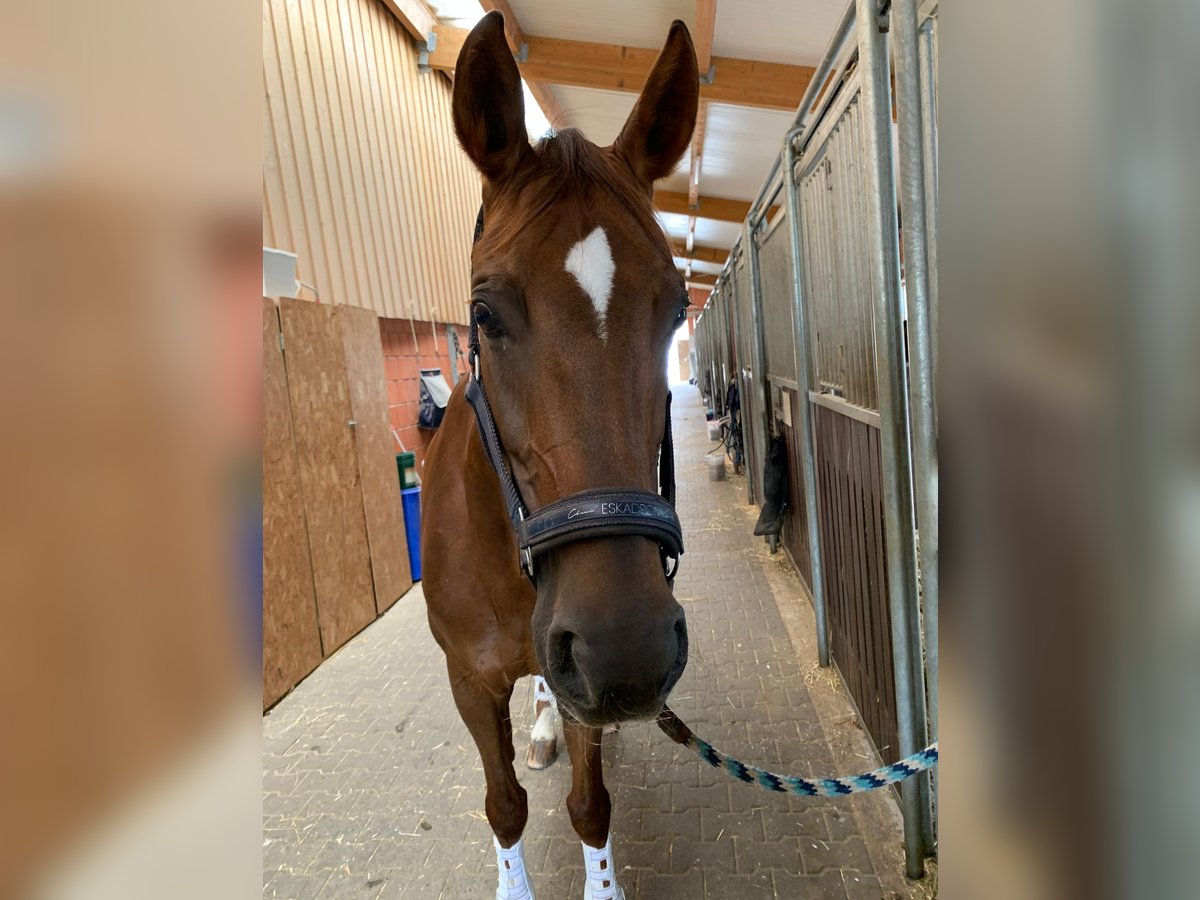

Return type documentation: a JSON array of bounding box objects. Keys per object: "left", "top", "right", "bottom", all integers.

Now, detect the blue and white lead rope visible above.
[{"left": 655, "top": 705, "right": 938, "bottom": 798}]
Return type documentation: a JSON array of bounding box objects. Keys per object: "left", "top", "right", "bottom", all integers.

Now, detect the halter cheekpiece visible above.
[{"left": 463, "top": 206, "right": 684, "bottom": 583}]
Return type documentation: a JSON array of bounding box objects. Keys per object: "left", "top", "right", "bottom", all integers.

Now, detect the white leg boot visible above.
[
  {"left": 494, "top": 835, "right": 535, "bottom": 900},
  {"left": 580, "top": 833, "right": 624, "bottom": 900}
]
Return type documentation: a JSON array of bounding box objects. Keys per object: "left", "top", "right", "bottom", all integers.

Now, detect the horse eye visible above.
[{"left": 472, "top": 301, "right": 499, "bottom": 332}]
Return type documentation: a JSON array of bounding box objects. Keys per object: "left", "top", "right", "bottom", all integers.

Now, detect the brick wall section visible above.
[{"left": 378, "top": 316, "right": 469, "bottom": 475}]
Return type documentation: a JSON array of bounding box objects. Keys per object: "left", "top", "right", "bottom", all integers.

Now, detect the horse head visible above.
[{"left": 451, "top": 11, "right": 699, "bottom": 726}]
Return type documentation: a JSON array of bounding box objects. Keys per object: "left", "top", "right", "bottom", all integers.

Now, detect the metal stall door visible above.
[
  {"left": 795, "top": 80, "right": 902, "bottom": 766},
  {"left": 757, "top": 214, "right": 813, "bottom": 588},
  {"left": 721, "top": 275, "right": 736, "bottom": 414},
  {"left": 732, "top": 253, "right": 764, "bottom": 502},
  {"left": 706, "top": 292, "right": 724, "bottom": 418},
  {"left": 717, "top": 284, "right": 731, "bottom": 416}
]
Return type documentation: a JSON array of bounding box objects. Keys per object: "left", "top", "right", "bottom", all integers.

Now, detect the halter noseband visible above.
[{"left": 463, "top": 207, "right": 683, "bottom": 584}]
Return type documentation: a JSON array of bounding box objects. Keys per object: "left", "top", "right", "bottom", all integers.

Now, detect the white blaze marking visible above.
[{"left": 564, "top": 227, "right": 615, "bottom": 339}]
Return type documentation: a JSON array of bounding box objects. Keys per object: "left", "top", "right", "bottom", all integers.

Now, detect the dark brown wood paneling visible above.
[
  {"left": 279, "top": 298, "right": 377, "bottom": 654},
  {"left": 812, "top": 402, "right": 898, "bottom": 763},
  {"left": 262, "top": 299, "right": 323, "bottom": 708},
  {"left": 339, "top": 305, "right": 412, "bottom": 613}
]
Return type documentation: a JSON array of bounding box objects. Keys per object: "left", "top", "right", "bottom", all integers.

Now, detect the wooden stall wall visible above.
[
  {"left": 262, "top": 299, "right": 323, "bottom": 709},
  {"left": 340, "top": 305, "right": 412, "bottom": 613},
  {"left": 812, "top": 404, "right": 899, "bottom": 763},
  {"left": 279, "top": 300, "right": 379, "bottom": 653},
  {"left": 263, "top": 298, "right": 413, "bottom": 709},
  {"left": 263, "top": 0, "right": 480, "bottom": 325}
]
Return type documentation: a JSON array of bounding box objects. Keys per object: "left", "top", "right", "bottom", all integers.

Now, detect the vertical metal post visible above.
[
  {"left": 733, "top": 249, "right": 756, "bottom": 503},
  {"left": 726, "top": 250, "right": 750, "bottom": 497},
  {"left": 893, "top": 0, "right": 938, "bottom": 847},
  {"left": 855, "top": 0, "right": 929, "bottom": 877},
  {"left": 704, "top": 302, "right": 714, "bottom": 416},
  {"left": 918, "top": 17, "right": 938, "bottom": 394},
  {"left": 783, "top": 128, "right": 831, "bottom": 668},
  {"left": 717, "top": 279, "right": 728, "bottom": 410},
  {"left": 744, "top": 215, "right": 771, "bottom": 505},
  {"left": 706, "top": 304, "right": 716, "bottom": 413}
]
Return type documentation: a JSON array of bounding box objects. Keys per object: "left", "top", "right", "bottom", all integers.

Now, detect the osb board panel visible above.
[
  {"left": 279, "top": 298, "right": 377, "bottom": 655},
  {"left": 340, "top": 305, "right": 412, "bottom": 612},
  {"left": 262, "top": 299, "right": 323, "bottom": 709}
]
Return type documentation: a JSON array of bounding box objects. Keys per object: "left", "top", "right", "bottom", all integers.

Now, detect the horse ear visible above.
[
  {"left": 452, "top": 11, "right": 529, "bottom": 183},
  {"left": 612, "top": 21, "right": 699, "bottom": 185}
]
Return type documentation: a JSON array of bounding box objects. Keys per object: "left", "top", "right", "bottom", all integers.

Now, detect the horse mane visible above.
[{"left": 479, "top": 128, "right": 670, "bottom": 256}]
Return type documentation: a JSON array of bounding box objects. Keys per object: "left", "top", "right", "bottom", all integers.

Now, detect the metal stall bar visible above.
[
  {"left": 706, "top": 298, "right": 717, "bottom": 417},
  {"left": 726, "top": 243, "right": 751, "bottom": 493},
  {"left": 917, "top": 3, "right": 939, "bottom": 391},
  {"left": 703, "top": 307, "right": 716, "bottom": 415},
  {"left": 745, "top": 1, "right": 858, "bottom": 223},
  {"left": 744, "top": 211, "right": 773, "bottom": 507},
  {"left": 848, "top": 99, "right": 880, "bottom": 412},
  {"left": 784, "top": 128, "right": 831, "bottom": 668},
  {"left": 718, "top": 272, "right": 731, "bottom": 398},
  {"left": 855, "top": 0, "right": 930, "bottom": 876},
  {"left": 893, "top": 0, "right": 939, "bottom": 844},
  {"left": 738, "top": 244, "right": 762, "bottom": 504},
  {"left": 734, "top": 0, "right": 858, "bottom": 504}
]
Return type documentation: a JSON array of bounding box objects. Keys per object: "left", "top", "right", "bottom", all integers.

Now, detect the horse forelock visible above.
[{"left": 476, "top": 128, "right": 670, "bottom": 259}]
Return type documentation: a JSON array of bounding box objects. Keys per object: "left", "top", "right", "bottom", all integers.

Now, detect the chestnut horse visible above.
[{"left": 421, "top": 12, "right": 699, "bottom": 900}]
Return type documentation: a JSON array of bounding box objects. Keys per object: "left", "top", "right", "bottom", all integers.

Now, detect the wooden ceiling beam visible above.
[
  {"left": 656, "top": 190, "right": 780, "bottom": 223},
  {"left": 478, "top": 2, "right": 569, "bottom": 131},
  {"left": 670, "top": 241, "right": 728, "bottom": 265},
  {"left": 427, "top": 25, "right": 813, "bottom": 111},
  {"left": 687, "top": 99, "right": 709, "bottom": 252},
  {"left": 681, "top": 271, "right": 718, "bottom": 287},
  {"left": 655, "top": 189, "right": 743, "bottom": 223},
  {"left": 687, "top": 1, "right": 716, "bottom": 254},
  {"left": 379, "top": 0, "right": 437, "bottom": 43}
]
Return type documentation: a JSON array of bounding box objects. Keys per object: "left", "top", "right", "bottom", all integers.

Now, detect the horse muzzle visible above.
[{"left": 539, "top": 602, "right": 689, "bottom": 727}]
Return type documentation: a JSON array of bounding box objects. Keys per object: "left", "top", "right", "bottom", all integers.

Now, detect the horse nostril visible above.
[
  {"left": 549, "top": 628, "right": 580, "bottom": 685},
  {"left": 559, "top": 630, "right": 576, "bottom": 669}
]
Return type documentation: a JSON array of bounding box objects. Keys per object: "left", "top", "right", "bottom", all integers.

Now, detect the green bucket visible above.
[{"left": 396, "top": 451, "right": 418, "bottom": 489}]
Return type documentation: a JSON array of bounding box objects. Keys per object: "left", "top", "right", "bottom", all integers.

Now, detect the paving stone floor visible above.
[{"left": 263, "top": 385, "right": 930, "bottom": 899}]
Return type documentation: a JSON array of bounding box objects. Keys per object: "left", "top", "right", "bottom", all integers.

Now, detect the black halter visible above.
[{"left": 463, "top": 207, "right": 683, "bottom": 584}]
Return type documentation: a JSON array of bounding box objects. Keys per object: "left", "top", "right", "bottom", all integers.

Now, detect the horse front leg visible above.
[
  {"left": 447, "top": 664, "right": 533, "bottom": 899},
  {"left": 562, "top": 718, "right": 624, "bottom": 900}
]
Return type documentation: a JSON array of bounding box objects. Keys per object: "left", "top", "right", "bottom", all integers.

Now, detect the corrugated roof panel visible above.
[
  {"left": 713, "top": 0, "right": 845, "bottom": 65},
  {"left": 549, "top": 85, "right": 636, "bottom": 145},
  {"left": 701, "top": 103, "right": 796, "bottom": 200},
  {"left": 514, "top": 0, "right": 695, "bottom": 51},
  {"left": 694, "top": 219, "right": 745, "bottom": 247}
]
